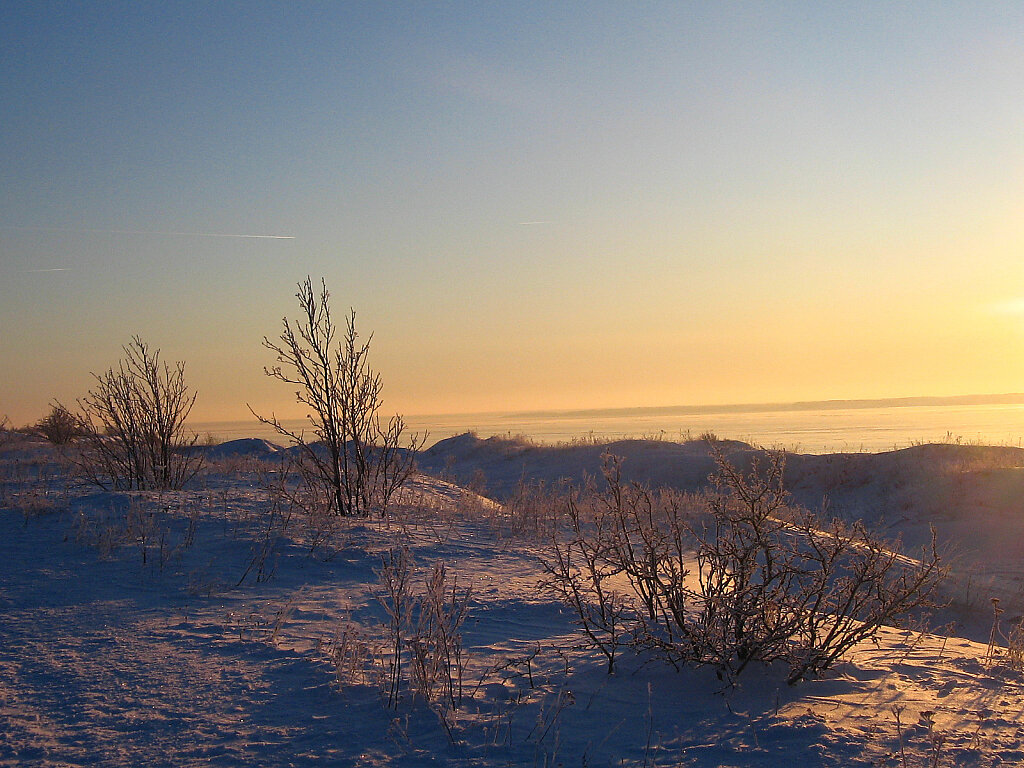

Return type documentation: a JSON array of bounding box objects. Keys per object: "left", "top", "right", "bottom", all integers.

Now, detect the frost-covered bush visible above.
[
  {"left": 70, "top": 337, "right": 203, "bottom": 491},
  {"left": 544, "top": 448, "right": 946, "bottom": 684},
  {"left": 255, "top": 277, "right": 422, "bottom": 517},
  {"left": 376, "top": 547, "right": 472, "bottom": 716},
  {"left": 31, "top": 403, "right": 82, "bottom": 445}
]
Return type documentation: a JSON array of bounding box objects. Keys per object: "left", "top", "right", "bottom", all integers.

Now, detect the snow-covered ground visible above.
[{"left": 2, "top": 432, "right": 1024, "bottom": 766}]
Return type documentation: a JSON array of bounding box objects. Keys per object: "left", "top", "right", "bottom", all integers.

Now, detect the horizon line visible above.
[
  {"left": 402, "top": 392, "right": 1024, "bottom": 421},
  {"left": 190, "top": 392, "right": 1024, "bottom": 426}
]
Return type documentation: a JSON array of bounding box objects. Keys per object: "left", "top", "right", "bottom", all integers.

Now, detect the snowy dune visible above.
[
  {"left": 419, "top": 434, "right": 1024, "bottom": 623},
  {"left": 2, "top": 432, "right": 1024, "bottom": 766}
]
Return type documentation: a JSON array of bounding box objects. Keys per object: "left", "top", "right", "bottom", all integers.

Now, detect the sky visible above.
[{"left": 3, "top": 2, "right": 1024, "bottom": 426}]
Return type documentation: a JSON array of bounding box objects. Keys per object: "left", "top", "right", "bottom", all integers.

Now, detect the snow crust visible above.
[{"left": 2, "top": 432, "right": 1024, "bottom": 766}]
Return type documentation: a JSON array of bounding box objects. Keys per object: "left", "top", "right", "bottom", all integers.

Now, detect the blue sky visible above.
[{"left": 3, "top": 2, "right": 1024, "bottom": 424}]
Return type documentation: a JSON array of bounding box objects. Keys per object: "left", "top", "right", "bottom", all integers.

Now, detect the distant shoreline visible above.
[{"left": 408, "top": 393, "right": 1024, "bottom": 422}]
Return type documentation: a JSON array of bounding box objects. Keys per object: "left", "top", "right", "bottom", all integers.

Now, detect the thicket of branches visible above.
[
  {"left": 544, "top": 448, "right": 946, "bottom": 684},
  {"left": 31, "top": 402, "right": 83, "bottom": 444},
  {"left": 254, "top": 277, "right": 423, "bottom": 517},
  {"left": 69, "top": 337, "right": 203, "bottom": 491}
]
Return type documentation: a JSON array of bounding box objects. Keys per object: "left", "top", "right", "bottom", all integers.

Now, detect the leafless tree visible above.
[
  {"left": 254, "top": 277, "right": 423, "bottom": 517},
  {"left": 70, "top": 337, "right": 203, "bottom": 490}
]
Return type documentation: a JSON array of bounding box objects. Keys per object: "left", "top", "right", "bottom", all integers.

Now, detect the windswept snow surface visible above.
[{"left": 2, "top": 434, "right": 1024, "bottom": 766}]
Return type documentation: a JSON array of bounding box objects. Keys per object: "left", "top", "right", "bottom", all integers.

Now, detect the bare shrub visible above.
[
  {"left": 12, "top": 479, "right": 63, "bottom": 521},
  {"left": 1006, "top": 620, "right": 1024, "bottom": 671},
  {"left": 325, "top": 624, "right": 379, "bottom": 689},
  {"left": 384, "top": 484, "right": 460, "bottom": 545},
  {"left": 544, "top": 448, "right": 946, "bottom": 684},
  {"left": 468, "top": 468, "right": 487, "bottom": 496},
  {"left": 542, "top": 484, "right": 632, "bottom": 673},
  {"left": 409, "top": 560, "right": 472, "bottom": 712},
  {"left": 491, "top": 478, "right": 567, "bottom": 541},
  {"left": 254, "top": 456, "right": 346, "bottom": 561},
  {"left": 377, "top": 545, "right": 416, "bottom": 708},
  {"left": 235, "top": 490, "right": 292, "bottom": 586},
  {"left": 254, "top": 277, "right": 423, "bottom": 517},
  {"left": 125, "top": 499, "right": 162, "bottom": 567},
  {"left": 70, "top": 497, "right": 186, "bottom": 571},
  {"left": 70, "top": 503, "right": 130, "bottom": 558},
  {"left": 375, "top": 547, "right": 473, "bottom": 733},
  {"left": 0, "top": 446, "right": 66, "bottom": 522},
  {"left": 268, "top": 592, "right": 302, "bottom": 646},
  {"left": 887, "top": 705, "right": 952, "bottom": 768},
  {"left": 984, "top": 596, "right": 1024, "bottom": 671},
  {"left": 70, "top": 337, "right": 203, "bottom": 490},
  {"left": 31, "top": 402, "right": 82, "bottom": 444}
]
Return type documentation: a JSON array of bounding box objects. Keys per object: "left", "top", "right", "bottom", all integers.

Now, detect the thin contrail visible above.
[
  {"left": 2, "top": 226, "right": 295, "bottom": 239},
  {"left": 514, "top": 221, "right": 553, "bottom": 225},
  {"left": 24, "top": 268, "right": 69, "bottom": 273}
]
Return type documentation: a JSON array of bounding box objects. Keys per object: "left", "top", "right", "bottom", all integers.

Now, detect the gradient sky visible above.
[{"left": 3, "top": 2, "right": 1024, "bottom": 426}]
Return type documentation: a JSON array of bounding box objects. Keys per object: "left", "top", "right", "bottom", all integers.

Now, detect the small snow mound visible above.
[
  {"left": 423, "top": 432, "right": 484, "bottom": 456},
  {"left": 397, "top": 472, "right": 500, "bottom": 512},
  {"left": 205, "top": 438, "right": 283, "bottom": 460}
]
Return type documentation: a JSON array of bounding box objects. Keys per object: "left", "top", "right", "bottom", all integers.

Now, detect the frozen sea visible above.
[{"left": 193, "top": 395, "right": 1024, "bottom": 454}]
